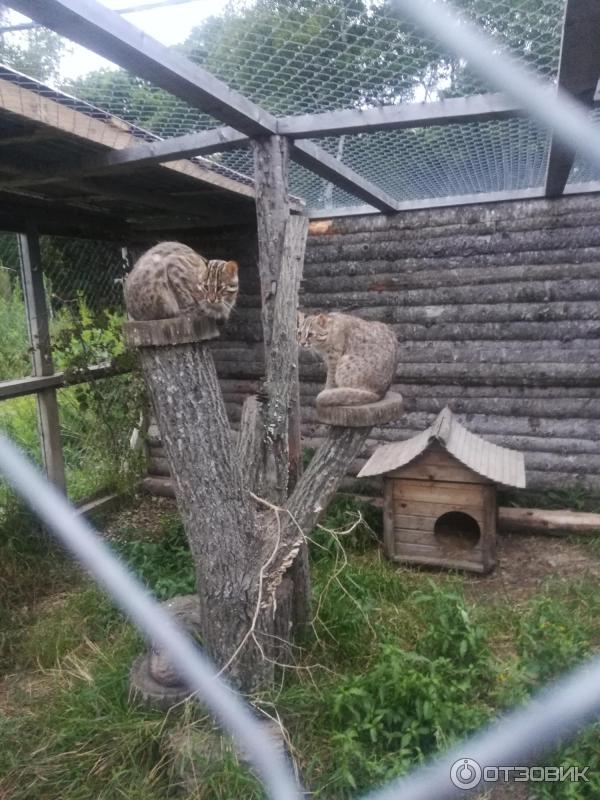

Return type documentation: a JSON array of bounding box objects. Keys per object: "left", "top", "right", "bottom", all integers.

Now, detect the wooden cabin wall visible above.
[{"left": 185, "top": 193, "right": 600, "bottom": 492}]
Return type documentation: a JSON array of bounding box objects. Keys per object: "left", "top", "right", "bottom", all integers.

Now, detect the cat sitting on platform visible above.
[
  {"left": 298, "top": 311, "right": 398, "bottom": 407},
  {"left": 124, "top": 241, "right": 239, "bottom": 322}
]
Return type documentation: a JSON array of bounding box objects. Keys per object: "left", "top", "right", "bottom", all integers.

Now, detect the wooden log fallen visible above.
[
  {"left": 141, "top": 476, "right": 175, "bottom": 498},
  {"left": 499, "top": 507, "right": 600, "bottom": 535}
]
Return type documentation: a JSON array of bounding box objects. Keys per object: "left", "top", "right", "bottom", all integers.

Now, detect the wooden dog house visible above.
[{"left": 359, "top": 407, "right": 526, "bottom": 573}]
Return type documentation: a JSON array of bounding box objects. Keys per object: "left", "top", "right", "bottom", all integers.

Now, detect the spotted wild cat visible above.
[
  {"left": 298, "top": 311, "right": 398, "bottom": 407},
  {"left": 124, "top": 242, "right": 239, "bottom": 322}
]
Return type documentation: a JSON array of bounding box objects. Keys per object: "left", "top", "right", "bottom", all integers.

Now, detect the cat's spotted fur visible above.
[
  {"left": 124, "top": 242, "right": 239, "bottom": 322},
  {"left": 298, "top": 311, "right": 398, "bottom": 407}
]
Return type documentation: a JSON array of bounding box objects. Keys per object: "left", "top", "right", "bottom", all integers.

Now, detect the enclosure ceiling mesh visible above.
[{"left": 0, "top": 0, "right": 587, "bottom": 208}]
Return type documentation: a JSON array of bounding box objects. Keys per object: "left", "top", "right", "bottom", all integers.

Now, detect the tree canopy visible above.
[{"left": 0, "top": 5, "right": 64, "bottom": 83}]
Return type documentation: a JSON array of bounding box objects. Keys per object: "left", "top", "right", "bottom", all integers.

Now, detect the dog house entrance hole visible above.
[{"left": 434, "top": 511, "right": 481, "bottom": 551}]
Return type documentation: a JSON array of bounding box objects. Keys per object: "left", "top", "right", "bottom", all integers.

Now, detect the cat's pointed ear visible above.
[
  {"left": 316, "top": 313, "right": 329, "bottom": 326},
  {"left": 224, "top": 260, "right": 238, "bottom": 278},
  {"left": 297, "top": 311, "right": 305, "bottom": 324}
]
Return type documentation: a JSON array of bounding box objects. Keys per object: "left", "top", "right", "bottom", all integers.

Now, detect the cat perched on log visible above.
[
  {"left": 298, "top": 311, "right": 399, "bottom": 407},
  {"left": 124, "top": 242, "right": 239, "bottom": 322}
]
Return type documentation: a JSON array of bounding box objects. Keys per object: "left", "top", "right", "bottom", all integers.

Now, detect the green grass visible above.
[{"left": 1, "top": 497, "right": 600, "bottom": 799}]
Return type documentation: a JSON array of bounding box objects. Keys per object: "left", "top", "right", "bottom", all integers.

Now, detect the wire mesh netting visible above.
[
  {"left": 0, "top": 0, "right": 575, "bottom": 210},
  {"left": 0, "top": 231, "right": 140, "bottom": 502}
]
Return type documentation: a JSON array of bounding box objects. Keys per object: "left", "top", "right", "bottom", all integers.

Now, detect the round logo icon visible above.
[{"left": 450, "top": 758, "right": 483, "bottom": 789}]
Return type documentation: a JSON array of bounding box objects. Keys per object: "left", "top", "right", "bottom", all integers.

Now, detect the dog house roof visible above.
[{"left": 358, "top": 407, "right": 526, "bottom": 488}]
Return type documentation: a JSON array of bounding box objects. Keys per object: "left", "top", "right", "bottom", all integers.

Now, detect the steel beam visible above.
[{"left": 545, "top": 0, "right": 600, "bottom": 197}]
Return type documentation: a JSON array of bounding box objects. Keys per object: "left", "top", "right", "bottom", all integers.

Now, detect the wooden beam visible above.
[
  {"left": 307, "top": 181, "right": 600, "bottom": 219},
  {"left": 278, "top": 92, "right": 525, "bottom": 138},
  {"left": 2, "top": 2, "right": 397, "bottom": 211},
  {"left": 0, "top": 75, "right": 254, "bottom": 200},
  {"left": 0, "top": 364, "right": 131, "bottom": 401},
  {"left": 499, "top": 506, "right": 600, "bottom": 535},
  {"left": 8, "top": 0, "right": 277, "bottom": 137},
  {"left": 0, "top": 127, "right": 57, "bottom": 146},
  {"left": 18, "top": 231, "right": 66, "bottom": 492},
  {"left": 291, "top": 140, "right": 399, "bottom": 212},
  {"left": 32, "top": 92, "right": 521, "bottom": 181},
  {"left": 16, "top": 92, "right": 522, "bottom": 189},
  {"left": 545, "top": 0, "right": 600, "bottom": 197},
  {"left": 68, "top": 127, "right": 249, "bottom": 177}
]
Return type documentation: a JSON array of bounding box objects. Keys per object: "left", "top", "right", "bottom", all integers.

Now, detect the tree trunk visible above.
[
  {"left": 262, "top": 426, "right": 374, "bottom": 605},
  {"left": 252, "top": 136, "right": 308, "bottom": 505},
  {"left": 132, "top": 331, "right": 273, "bottom": 692}
]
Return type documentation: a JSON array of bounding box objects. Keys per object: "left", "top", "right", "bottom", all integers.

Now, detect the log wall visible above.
[{"left": 179, "top": 193, "right": 600, "bottom": 492}]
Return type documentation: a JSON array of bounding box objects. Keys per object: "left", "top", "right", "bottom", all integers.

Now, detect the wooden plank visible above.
[
  {"left": 279, "top": 92, "right": 525, "bottom": 138},
  {"left": 393, "top": 513, "right": 437, "bottom": 532},
  {"left": 382, "top": 477, "right": 395, "bottom": 559},
  {"left": 545, "top": 0, "right": 600, "bottom": 196},
  {"left": 60, "top": 126, "right": 249, "bottom": 178},
  {"left": 75, "top": 492, "right": 121, "bottom": 519},
  {"left": 389, "top": 551, "right": 488, "bottom": 573},
  {"left": 0, "top": 364, "right": 132, "bottom": 400},
  {"left": 392, "top": 479, "right": 485, "bottom": 507},
  {"left": 307, "top": 182, "right": 600, "bottom": 219},
  {"left": 44, "top": 91, "right": 523, "bottom": 178},
  {"left": 18, "top": 231, "right": 66, "bottom": 492},
  {"left": 395, "top": 529, "right": 484, "bottom": 552},
  {"left": 0, "top": 76, "right": 254, "bottom": 199},
  {"left": 389, "top": 458, "right": 487, "bottom": 484},
  {"left": 394, "top": 529, "right": 436, "bottom": 546},
  {"left": 392, "top": 498, "right": 485, "bottom": 521},
  {"left": 291, "top": 139, "right": 399, "bottom": 212}
]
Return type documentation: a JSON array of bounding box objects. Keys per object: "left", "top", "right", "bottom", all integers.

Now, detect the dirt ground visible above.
[{"left": 465, "top": 530, "right": 600, "bottom": 603}]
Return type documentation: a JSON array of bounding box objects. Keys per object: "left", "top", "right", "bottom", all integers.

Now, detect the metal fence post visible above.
[{"left": 18, "top": 229, "right": 66, "bottom": 492}]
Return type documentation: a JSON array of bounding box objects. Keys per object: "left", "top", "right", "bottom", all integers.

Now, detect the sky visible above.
[{"left": 8, "top": 0, "right": 233, "bottom": 80}]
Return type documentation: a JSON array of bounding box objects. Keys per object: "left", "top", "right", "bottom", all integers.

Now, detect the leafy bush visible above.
[
  {"left": 517, "top": 595, "right": 592, "bottom": 684},
  {"left": 115, "top": 516, "right": 195, "bottom": 600},
  {"left": 326, "top": 644, "right": 490, "bottom": 792},
  {"left": 0, "top": 269, "right": 29, "bottom": 381}
]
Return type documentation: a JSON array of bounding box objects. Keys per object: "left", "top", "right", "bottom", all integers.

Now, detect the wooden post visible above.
[
  {"left": 252, "top": 135, "right": 307, "bottom": 504},
  {"left": 18, "top": 231, "right": 66, "bottom": 492}
]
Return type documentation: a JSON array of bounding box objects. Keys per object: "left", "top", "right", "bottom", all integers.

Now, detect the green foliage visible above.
[
  {"left": 0, "top": 267, "right": 29, "bottom": 381},
  {"left": 532, "top": 726, "right": 600, "bottom": 800},
  {"left": 2, "top": 499, "right": 600, "bottom": 800},
  {"left": 325, "top": 646, "right": 489, "bottom": 792},
  {"left": 499, "top": 485, "right": 600, "bottom": 513},
  {"left": 517, "top": 592, "right": 594, "bottom": 684},
  {"left": 114, "top": 516, "right": 195, "bottom": 601},
  {"left": 0, "top": 7, "right": 64, "bottom": 83}
]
